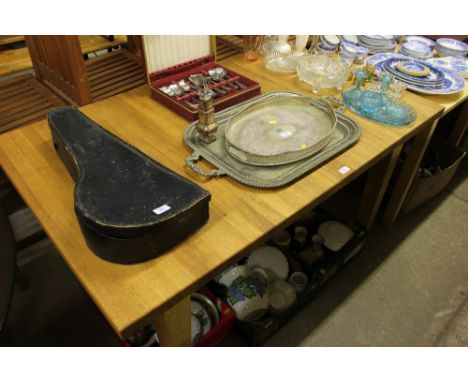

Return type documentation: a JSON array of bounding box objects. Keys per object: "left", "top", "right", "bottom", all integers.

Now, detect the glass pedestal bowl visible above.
[{"left": 297, "top": 54, "right": 350, "bottom": 94}]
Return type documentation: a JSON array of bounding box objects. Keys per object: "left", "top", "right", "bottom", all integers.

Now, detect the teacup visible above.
[
  {"left": 273, "top": 230, "right": 292, "bottom": 251},
  {"left": 223, "top": 266, "right": 269, "bottom": 322},
  {"left": 289, "top": 272, "right": 308, "bottom": 293}
]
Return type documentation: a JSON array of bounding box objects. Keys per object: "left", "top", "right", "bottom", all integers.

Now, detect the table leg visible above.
[
  {"left": 357, "top": 144, "right": 403, "bottom": 231},
  {"left": 381, "top": 119, "right": 438, "bottom": 226},
  {"left": 448, "top": 101, "right": 468, "bottom": 147},
  {"left": 153, "top": 297, "right": 191, "bottom": 346}
]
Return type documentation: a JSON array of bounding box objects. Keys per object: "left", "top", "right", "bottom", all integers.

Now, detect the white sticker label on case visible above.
[
  {"left": 338, "top": 166, "right": 351, "bottom": 174},
  {"left": 153, "top": 204, "right": 171, "bottom": 215}
]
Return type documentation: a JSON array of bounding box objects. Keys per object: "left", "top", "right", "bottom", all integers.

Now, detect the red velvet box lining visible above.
[{"left": 149, "top": 55, "right": 261, "bottom": 121}]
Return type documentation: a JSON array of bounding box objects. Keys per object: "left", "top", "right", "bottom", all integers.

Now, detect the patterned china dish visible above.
[
  {"left": 403, "top": 36, "right": 435, "bottom": 48},
  {"left": 191, "top": 293, "right": 220, "bottom": 344},
  {"left": 341, "top": 42, "right": 369, "bottom": 63},
  {"left": 426, "top": 57, "right": 468, "bottom": 78},
  {"left": 374, "top": 56, "right": 465, "bottom": 95},
  {"left": 396, "top": 61, "right": 430, "bottom": 77},
  {"left": 226, "top": 271, "right": 269, "bottom": 322},
  {"left": 399, "top": 41, "right": 433, "bottom": 59},
  {"left": 435, "top": 38, "right": 468, "bottom": 57}
]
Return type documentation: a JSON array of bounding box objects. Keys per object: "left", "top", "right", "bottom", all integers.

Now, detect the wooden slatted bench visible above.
[{"left": 0, "top": 73, "right": 66, "bottom": 134}]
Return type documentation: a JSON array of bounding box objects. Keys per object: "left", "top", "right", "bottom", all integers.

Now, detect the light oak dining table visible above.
[{"left": 0, "top": 54, "right": 447, "bottom": 345}]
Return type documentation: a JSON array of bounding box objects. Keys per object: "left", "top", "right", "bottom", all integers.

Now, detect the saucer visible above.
[
  {"left": 318, "top": 220, "right": 354, "bottom": 252},
  {"left": 247, "top": 246, "right": 289, "bottom": 280},
  {"left": 271, "top": 279, "right": 297, "bottom": 307}
]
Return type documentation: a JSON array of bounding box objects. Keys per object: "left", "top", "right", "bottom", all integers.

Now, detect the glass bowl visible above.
[
  {"left": 263, "top": 40, "right": 298, "bottom": 74},
  {"left": 296, "top": 54, "right": 351, "bottom": 94}
]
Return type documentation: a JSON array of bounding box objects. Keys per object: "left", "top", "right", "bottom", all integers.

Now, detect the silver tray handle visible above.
[
  {"left": 185, "top": 152, "right": 226, "bottom": 177},
  {"left": 319, "top": 96, "right": 345, "bottom": 113}
]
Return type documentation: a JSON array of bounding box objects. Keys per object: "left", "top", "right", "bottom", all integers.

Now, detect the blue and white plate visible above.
[
  {"left": 383, "top": 65, "right": 443, "bottom": 87},
  {"left": 376, "top": 59, "right": 465, "bottom": 95},
  {"left": 400, "top": 46, "right": 433, "bottom": 59},
  {"left": 396, "top": 61, "right": 432, "bottom": 77},
  {"left": 403, "top": 36, "right": 435, "bottom": 48},
  {"left": 426, "top": 57, "right": 468, "bottom": 78},
  {"left": 382, "top": 58, "right": 445, "bottom": 86},
  {"left": 365, "top": 53, "right": 405, "bottom": 67},
  {"left": 400, "top": 41, "right": 433, "bottom": 58}
]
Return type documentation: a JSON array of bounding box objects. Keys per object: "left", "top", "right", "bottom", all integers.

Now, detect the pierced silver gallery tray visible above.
[{"left": 184, "top": 91, "right": 361, "bottom": 188}]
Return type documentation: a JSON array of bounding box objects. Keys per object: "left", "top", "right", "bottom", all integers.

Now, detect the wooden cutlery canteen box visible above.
[{"left": 141, "top": 36, "right": 261, "bottom": 121}]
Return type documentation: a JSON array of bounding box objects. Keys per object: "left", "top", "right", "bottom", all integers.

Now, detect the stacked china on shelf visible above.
[{"left": 212, "top": 208, "right": 367, "bottom": 345}]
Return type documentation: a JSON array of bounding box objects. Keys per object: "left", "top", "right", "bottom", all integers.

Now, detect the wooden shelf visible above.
[
  {"left": 0, "top": 35, "right": 24, "bottom": 46},
  {"left": 86, "top": 51, "right": 146, "bottom": 102},
  {"left": 79, "top": 35, "right": 128, "bottom": 55},
  {"left": 216, "top": 35, "right": 244, "bottom": 61},
  {"left": 0, "top": 36, "right": 129, "bottom": 78},
  {"left": 0, "top": 74, "right": 66, "bottom": 134}
]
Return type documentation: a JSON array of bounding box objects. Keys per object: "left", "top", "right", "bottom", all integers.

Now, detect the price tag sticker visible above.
[
  {"left": 338, "top": 166, "right": 351, "bottom": 175},
  {"left": 153, "top": 204, "right": 171, "bottom": 215}
]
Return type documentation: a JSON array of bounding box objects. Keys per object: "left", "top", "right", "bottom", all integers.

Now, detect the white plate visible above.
[
  {"left": 247, "top": 246, "right": 289, "bottom": 280},
  {"left": 318, "top": 220, "right": 354, "bottom": 252}
]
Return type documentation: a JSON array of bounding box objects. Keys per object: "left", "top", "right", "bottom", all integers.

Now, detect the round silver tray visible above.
[{"left": 224, "top": 95, "right": 337, "bottom": 166}]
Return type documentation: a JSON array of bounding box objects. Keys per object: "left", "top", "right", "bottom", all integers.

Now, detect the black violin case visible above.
[{"left": 48, "top": 107, "right": 211, "bottom": 264}]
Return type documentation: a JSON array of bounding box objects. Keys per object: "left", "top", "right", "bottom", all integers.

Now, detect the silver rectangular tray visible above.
[{"left": 184, "top": 91, "right": 360, "bottom": 188}]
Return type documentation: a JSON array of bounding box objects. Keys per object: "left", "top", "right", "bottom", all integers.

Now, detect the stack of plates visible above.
[
  {"left": 340, "top": 35, "right": 358, "bottom": 45},
  {"left": 400, "top": 41, "right": 433, "bottom": 59},
  {"left": 403, "top": 36, "right": 435, "bottom": 48},
  {"left": 357, "top": 35, "right": 396, "bottom": 54},
  {"left": 373, "top": 55, "right": 465, "bottom": 95},
  {"left": 435, "top": 38, "right": 468, "bottom": 57}
]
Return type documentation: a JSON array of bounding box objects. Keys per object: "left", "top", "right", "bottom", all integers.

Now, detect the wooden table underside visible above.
[{"left": 0, "top": 55, "right": 446, "bottom": 345}]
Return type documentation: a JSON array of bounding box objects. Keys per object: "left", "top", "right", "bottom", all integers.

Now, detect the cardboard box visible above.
[{"left": 401, "top": 136, "right": 466, "bottom": 215}]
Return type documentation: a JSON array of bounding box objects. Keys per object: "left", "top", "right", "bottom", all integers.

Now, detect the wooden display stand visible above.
[{"left": 25, "top": 35, "right": 145, "bottom": 106}]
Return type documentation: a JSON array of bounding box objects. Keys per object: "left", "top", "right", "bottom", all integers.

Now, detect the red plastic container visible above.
[{"left": 194, "top": 286, "right": 236, "bottom": 347}]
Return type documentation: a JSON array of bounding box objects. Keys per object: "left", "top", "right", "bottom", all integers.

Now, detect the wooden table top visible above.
[
  {"left": 424, "top": 85, "right": 468, "bottom": 115},
  {"left": 0, "top": 55, "right": 445, "bottom": 338}
]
